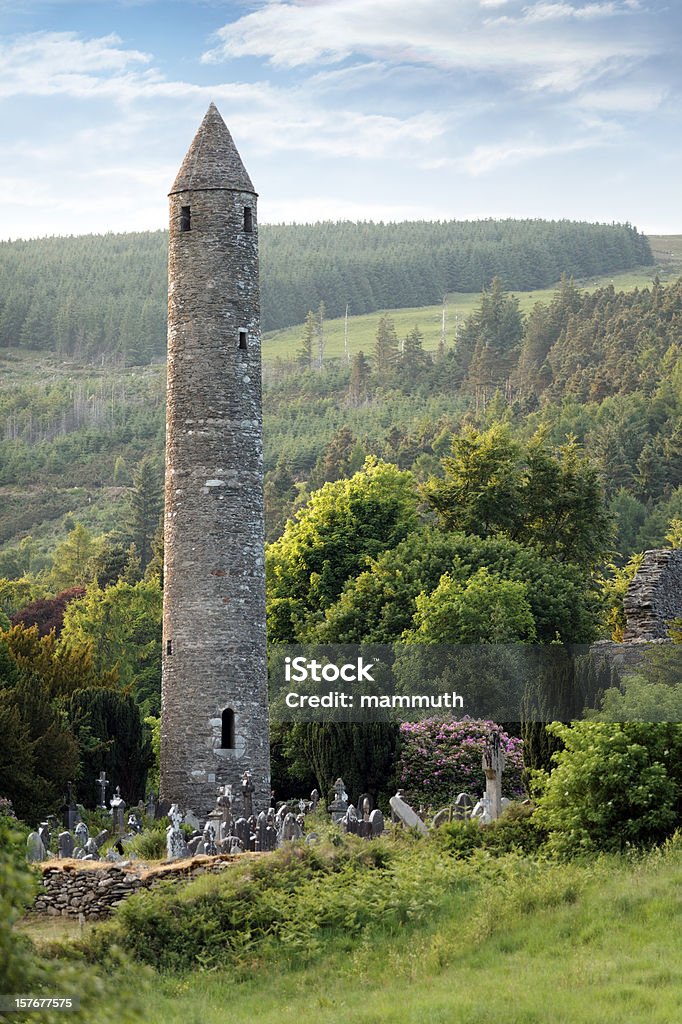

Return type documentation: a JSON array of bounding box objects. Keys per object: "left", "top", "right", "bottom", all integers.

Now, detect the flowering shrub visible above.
[{"left": 396, "top": 717, "right": 525, "bottom": 809}]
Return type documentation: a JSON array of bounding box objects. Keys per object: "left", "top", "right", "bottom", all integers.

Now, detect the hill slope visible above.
[{"left": 0, "top": 220, "right": 652, "bottom": 362}]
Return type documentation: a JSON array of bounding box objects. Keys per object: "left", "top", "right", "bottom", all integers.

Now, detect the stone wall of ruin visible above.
[
  {"left": 33, "top": 856, "right": 243, "bottom": 920},
  {"left": 623, "top": 549, "right": 682, "bottom": 641}
]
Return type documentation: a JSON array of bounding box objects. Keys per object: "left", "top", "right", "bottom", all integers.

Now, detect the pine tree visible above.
[
  {"left": 124, "top": 456, "right": 163, "bottom": 570},
  {"left": 373, "top": 314, "right": 399, "bottom": 377},
  {"left": 297, "top": 310, "right": 316, "bottom": 369},
  {"left": 347, "top": 350, "right": 371, "bottom": 406},
  {"left": 317, "top": 301, "right": 326, "bottom": 369}
]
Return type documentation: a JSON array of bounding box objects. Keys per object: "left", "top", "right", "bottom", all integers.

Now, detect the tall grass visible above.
[{"left": 65, "top": 831, "right": 682, "bottom": 1024}]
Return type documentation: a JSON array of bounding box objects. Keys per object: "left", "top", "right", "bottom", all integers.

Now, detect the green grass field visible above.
[
  {"left": 131, "top": 847, "right": 682, "bottom": 1023},
  {"left": 648, "top": 234, "right": 682, "bottom": 270},
  {"left": 25, "top": 838, "right": 682, "bottom": 1024},
  {"left": 261, "top": 265, "right": 665, "bottom": 366}
]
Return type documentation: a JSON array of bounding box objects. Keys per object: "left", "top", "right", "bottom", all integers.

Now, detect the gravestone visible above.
[
  {"left": 127, "top": 813, "right": 142, "bottom": 834},
  {"left": 58, "top": 831, "right": 74, "bottom": 859},
  {"left": 234, "top": 817, "right": 251, "bottom": 850},
  {"left": 75, "top": 821, "right": 89, "bottom": 848},
  {"left": 94, "top": 829, "right": 109, "bottom": 849},
  {"left": 279, "top": 812, "right": 303, "bottom": 843},
  {"left": 471, "top": 798, "right": 492, "bottom": 825},
  {"left": 482, "top": 732, "right": 506, "bottom": 821},
  {"left": 187, "top": 835, "right": 203, "bottom": 856},
  {"left": 166, "top": 804, "right": 189, "bottom": 860},
  {"left": 97, "top": 771, "right": 109, "bottom": 810},
  {"left": 389, "top": 793, "right": 429, "bottom": 835},
  {"left": 454, "top": 793, "right": 474, "bottom": 820},
  {"left": 110, "top": 787, "right": 126, "bottom": 833},
  {"left": 274, "top": 803, "right": 288, "bottom": 829},
  {"left": 432, "top": 807, "right": 452, "bottom": 829},
  {"left": 369, "top": 808, "right": 385, "bottom": 837},
  {"left": 27, "top": 831, "right": 47, "bottom": 863},
  {"left": 341, "top": 804, "right": 359, "bottom": 836},
  {"left": 84, "top": 837, "right": 100, "bottom": 860},
  {"left": 38, "top": 822, "right": 51, "bottom": 852},
  {"left": 310, "top": 789, "right": 320, "bottom": 811},
  {"left": 357, "top": 793, "right": 373, "bottom": 820},
  {"left": 201, "top": 825, "right": 218, "bottom": 856},
  {"left": 184, "top": 808, "right": 202, "bottom": 831},
  {"left": 328, "top": 778, "right": 349, "bottom": 823},
  {"left": 255, "top": 810, "right": 267, "bottom": 851},
  {"left": 241, "top": 771, "right": 254, "bottom": 818}
]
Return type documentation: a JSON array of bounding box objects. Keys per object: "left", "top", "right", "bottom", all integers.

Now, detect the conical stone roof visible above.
[{"left": 169, "top": 103, "right": 256, "bottom": 195}]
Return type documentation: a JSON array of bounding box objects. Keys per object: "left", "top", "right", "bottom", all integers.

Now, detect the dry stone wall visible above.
[
  {"left": 623, "top": 549, "right": 682, "bottom": 640},
  {"left": 33, "top": 856, "right": 243, "bottom": 920}
]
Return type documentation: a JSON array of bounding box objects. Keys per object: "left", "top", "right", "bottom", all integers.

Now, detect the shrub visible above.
[
  {"left": 533, "top": 721, "right": 682, "bottom": 856},
  {"left": 0, "top": 815, "right": 40, "bottom": 995},
  {"left": 480, "top": 803, "right": 546, "bottom": 855},
  {"left": 88, "top": 838, "right": 458, "bottom": 973},
  {"left": 0, "top": 815, "right": 145, "bottom": 1022},
  {"left": 124, "top": 825, "right": 167, "bottom": 861},
  {"left": 396, "top": 717, "right": 525, "bottom": 809},
  {"left": 436, "top": 804, "right": 545, "bottom": 859},
  {"left": 435, "top": 818, "right": 485, "bottom": 858}
]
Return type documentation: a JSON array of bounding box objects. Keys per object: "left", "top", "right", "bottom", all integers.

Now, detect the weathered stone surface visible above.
[
  {"left": 161, "top": 103, "right": 270, "bottom": 817},
  {"left": 389, "top": 794, "right": 428, "bottom": 835},
  {"left": 170, "top": 104, "right": 255, "bottom": 195},
  {"left": 623, "top": 549, "right": 682, "bottom": 640},
  {"left": 32, "top": 855, "right": 244, "bottom": 920}
]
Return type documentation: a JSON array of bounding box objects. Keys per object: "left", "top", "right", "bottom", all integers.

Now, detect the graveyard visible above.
[
  {"left": 2, "top": 10, "right": 682, "bottom": 1020},
  {"left": 8, "top": 771, "right": 682, "bottom": 1024}
]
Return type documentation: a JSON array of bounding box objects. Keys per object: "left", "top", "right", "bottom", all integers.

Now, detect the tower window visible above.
[
  {"left": 166, "top": 639, "right": 172, "bottom": 656},
  {"left": 180, "top": 206, "right": 191, "bottom": 232},
  {"left": 238, "top": 331, "right": 248, "bottom": 350},
  {"left": 221, "top": 708, "right": 235, "bottom": 749},
  {"left": 244, "top": 207, "right": 253, "bottom": 233}
]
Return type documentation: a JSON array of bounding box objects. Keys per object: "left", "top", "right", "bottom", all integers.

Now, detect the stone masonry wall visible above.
[
  {"left": 33, "top": 856, "right": 244, "bottom": 920},
  {"left": 623, "top": 549, "right": 682, "bottom": 640}
]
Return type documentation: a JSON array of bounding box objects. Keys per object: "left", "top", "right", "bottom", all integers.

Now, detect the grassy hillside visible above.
[
  {"left": 648, "top": 234, "right": 682, "bottom": 273},
  {"left": 146, "top": 847, "right": 682, "bottom": 1024},
  {"left": 0, "top": 220, "right": 653, "bottom": 360},
  {"left": 0, "top": 242, "right": 680, "bottom": 563},
  {"left": 262, "top": 263, "right": 663, "bottom": 365},
  {"left": 27, "top": 833, "right": 682, "bottom": 1024}
]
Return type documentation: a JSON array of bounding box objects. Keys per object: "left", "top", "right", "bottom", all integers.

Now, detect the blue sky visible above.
[{"left": 1, "top": 0, "right": 680, "bottom": 239}]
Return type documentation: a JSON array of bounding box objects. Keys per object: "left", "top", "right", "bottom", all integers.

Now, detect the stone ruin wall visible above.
[
  {"left": 623, "top": 549, "right": 682, "bottom": 641},
  {"left": 33, "top": 856, "right": 247, "bottom": 921},
  {"left": 588, "top": 548, "right": 682, "bottom": 684}
]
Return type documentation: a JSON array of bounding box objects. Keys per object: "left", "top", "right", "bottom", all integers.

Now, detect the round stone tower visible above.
[{"left": 160, "top": 103, "right": 270, "bottom": 817}]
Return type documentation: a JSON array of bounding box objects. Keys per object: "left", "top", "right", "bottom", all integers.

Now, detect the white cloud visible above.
[
  {"left": 0, "top": 28, "right": 448, "bottom": 165},
  {"left": 577, "top": 84, "right": 667, "bottom": 111},
  {"left": 486, "top": 0, "right": 641, "bottom": 22},
  {"left": 428, "top": 135, "right": 598, "bottom": 174},
  {"left": 518, "top": 2, "right": 624, "bottom": 23},
  {"left": 203, "top": 0, "right": 651, "bottom": 96},
  {"left": 0, "top": 32, "right": 151, "bottom": 98}
]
